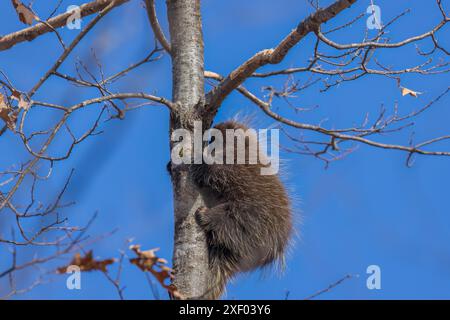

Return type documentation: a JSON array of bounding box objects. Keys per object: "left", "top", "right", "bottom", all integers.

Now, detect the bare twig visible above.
[
  {"left": 304, "top": 274, "right": 356, "bottom": 300},
  {"left": 205, "top": 0, "right": 358, "bottom": 118},
  {"left": 145, "top": 0, "right": 171, "bottom": 54}
]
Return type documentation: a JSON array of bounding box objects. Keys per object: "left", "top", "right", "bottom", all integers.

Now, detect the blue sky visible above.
[{"left": 0, "top": 0, "right": 449, "bottom": 299}]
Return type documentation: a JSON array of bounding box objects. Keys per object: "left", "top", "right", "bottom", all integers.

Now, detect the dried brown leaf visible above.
[
  {"left": 129, "top": 244, "right": 183, "bottom": 299},
  {"left": 0, "top": 93, "right": 17, "bottom": 131},
  {"left": 401, "top": 87, "right": 422, "bottom": 98},
  {"left": 11, "top": 91, "right": 31, "bottom": 111},
  {"left": 57, "top": 250, "right": 115, "bottom": 273},
  {"left": 11, "top": 90, "right": 21, "bottom": 100},
  {"left": 11, "top": 0, "right": 38, "bottom": 25}
]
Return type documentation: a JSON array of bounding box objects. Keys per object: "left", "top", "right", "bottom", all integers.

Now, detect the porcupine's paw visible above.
[{"left": 195, "top": 206, "right": 211, "bottom": 230}]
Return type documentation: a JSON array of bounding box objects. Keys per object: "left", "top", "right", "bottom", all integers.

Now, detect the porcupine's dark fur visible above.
[{"left": 189, "top": 120, "right": 293, "bottom": 299}]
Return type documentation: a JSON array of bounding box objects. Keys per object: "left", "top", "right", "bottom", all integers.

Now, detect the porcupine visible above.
[{"left": 189, "top": 120, "right": 293, "bottom": 299}]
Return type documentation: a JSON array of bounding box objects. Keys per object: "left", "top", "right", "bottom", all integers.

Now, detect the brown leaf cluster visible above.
[
  {"left": 129, "top": 245, "right": 183, "bottom": 299},
  {"left": 0, "top": 90, "right": 32, "bottom": 131},
  {"left": 57, "top": 250, "right": 115, "bottom": 273}
]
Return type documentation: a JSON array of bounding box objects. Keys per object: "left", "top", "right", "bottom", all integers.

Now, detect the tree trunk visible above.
[{"left": 166, "top": 0, "right": 209, "bottom": 299}]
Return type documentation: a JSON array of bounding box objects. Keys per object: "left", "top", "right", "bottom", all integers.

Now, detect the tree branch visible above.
[
  {"left": 206, "top": 71, "right": 450, "bottom": 164},
  {"left": 28, "top": 0, "right": 123, "bottom": 97},
  {"left": 166, "top": 0, "right": 210, "bottom": 299},
  {"left": 145, "top": 0, "right": 171, "bottom": 54},
  {"left": 316, "top": 19, "right": 449, "bottom": 50},
  {"left": 205, "top": 0, "right": 357, "bottom": 118},
  {"left": 0, "top": 0, "right": 130, "bottom": 52}
]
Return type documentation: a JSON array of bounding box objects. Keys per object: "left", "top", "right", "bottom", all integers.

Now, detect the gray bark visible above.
[{"left": 166, "top": 0, "right": 209, "bottom": 299}]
